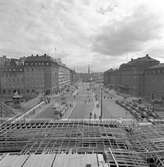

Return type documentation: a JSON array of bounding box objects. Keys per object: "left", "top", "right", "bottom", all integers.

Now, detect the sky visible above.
[{"left": 0, "top": 0, "right": 164, "bottom": 72}]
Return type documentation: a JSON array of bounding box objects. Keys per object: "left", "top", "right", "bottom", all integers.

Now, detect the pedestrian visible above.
[{"left": 89, "top": 112, "right": 92, "bottom": 119}]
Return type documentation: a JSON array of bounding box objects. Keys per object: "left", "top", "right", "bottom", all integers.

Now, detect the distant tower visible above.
[{"left": 88, "top": 65, "right": 90, "bottom": 74}]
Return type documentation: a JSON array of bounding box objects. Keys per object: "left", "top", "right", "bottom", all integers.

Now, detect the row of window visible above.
[
  {"left": 25, "top": 62, "right": 50, "bottom": 66},
  {"left": 145, "top": 69, "right": 164, "bottom": 75},
  {"left": 0, "top": 89, "right": 36, "bottom": 95},
  {"left": 3, "top": 69, "right": 23, "bottom": 72}
]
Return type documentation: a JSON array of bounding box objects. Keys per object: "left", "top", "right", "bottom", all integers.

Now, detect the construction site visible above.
[{"left": 0, "top": 119, "right": 164, "bottom": 167}]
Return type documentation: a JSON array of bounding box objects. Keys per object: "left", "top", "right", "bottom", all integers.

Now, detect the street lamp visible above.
[
  {"left": 0, "top": 103, "right": 2, "bottom": 124},
  {"left": 100, "top": 87, "right": 103, "bottom": 120}
]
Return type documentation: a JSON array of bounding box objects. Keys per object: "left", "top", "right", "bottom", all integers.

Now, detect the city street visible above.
[
  {"left": 69, "top": 84, "right": 94, "bottom": 119},
  {"left": 33, "top": 90, "right": 74, "bottom": 120},
  {"left": 32, "top": 82, "right": 134, "bottom": 120},
  {"left": 29, "top": 83, "right": 134, "bottom": 119},
  {"left": 102, "top": 97, "right": 134, "bottom": 119},
  {"left": 94, "top": 87, "right": 134, "bottom": 119}
]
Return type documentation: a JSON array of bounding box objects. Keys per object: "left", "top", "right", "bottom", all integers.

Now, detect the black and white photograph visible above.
[{"left": 0, "top": 0, "right": 164, "bottom": 166}]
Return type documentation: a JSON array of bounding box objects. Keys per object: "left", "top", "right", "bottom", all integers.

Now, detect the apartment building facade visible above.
[
  {"left": 104, "top": 54, "right": 161, "bottom": 98},
  {"left": 0, "top": 54, "right": 75, "bottom": 98}
]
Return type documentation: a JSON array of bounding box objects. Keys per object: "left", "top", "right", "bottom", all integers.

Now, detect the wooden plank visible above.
[
  {"left": 53, "top": 154, "right": 98, "bottom": 167},
  {"left": 23, "top": 154, "right": 55, "bottom": 167},
  {"left": 0, "top": 155, "right": 28, "bottom": 167}
]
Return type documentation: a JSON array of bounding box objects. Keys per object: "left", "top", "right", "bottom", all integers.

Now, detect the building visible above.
[
  {"left": 119, "top": 55, "right": 159, "bottom": 96},
  {"left": 70, "top": 69, "right": 77, "bottom": 84},
  {"left": 0, "top": 56, "right": 11, "bottom": 67},
  {"left": 90, "top": 72, "right": 104, "bottom": 84},
  {"left": 24, "top": 54, "right": 59, "bottom": 97},
  {"left": 0, "top": 59, "right": 24, "bottom": 97},
  {"left": 0, "top": 54, "right": 75, "bottom": 99},
  {"left": 144, "top": 63, "right": 164, "bottom": 101},
  {"left": 104, "top": 54, "right": 160, "bottom": 97},
  {"left": 57, "top": 64, "right": 72, "bottom": 92}
]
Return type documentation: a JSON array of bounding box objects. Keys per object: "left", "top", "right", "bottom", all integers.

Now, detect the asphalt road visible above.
[
  {"left": 94, "top": 88, "right": 134, "bottom": 119},
  {"left": 33, "top": 105, "right": 59, "bottom": 119},
  {"left": 69, "top": 84, "right": 94, "bottom": 119},
  {"left": 33, "top": 91, "right": 74, "bottom": 120},
  {"left": 33, "top": 83, "right": 134, "bottom": 120},
  {"left": 102, "top": 97, "right": 134, "bottom": 119}
]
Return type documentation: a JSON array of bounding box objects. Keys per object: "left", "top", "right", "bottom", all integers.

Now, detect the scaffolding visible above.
[
  {"left": 0, "top": 119, "right": 148, "bottom": 166},
  {"left": 1, "top": 119, "right": 164, "bottom": 166}
]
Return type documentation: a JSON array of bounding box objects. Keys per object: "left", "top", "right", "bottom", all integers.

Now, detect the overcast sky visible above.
[{"left": 0, "top": 0, "right": 164, "bottom": 72}]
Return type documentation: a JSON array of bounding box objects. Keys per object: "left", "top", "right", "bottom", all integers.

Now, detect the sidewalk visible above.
[
  {"left": 91, "top": 92, "right": 101, "bottom": 119},
  {"left": 62, "top": 88, "right": 79, "bottom": 119}
]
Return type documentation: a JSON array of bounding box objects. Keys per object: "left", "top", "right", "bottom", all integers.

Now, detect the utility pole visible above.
[
  {"left": 100, "top": 87, "right": 103, "bottom": 120},
  {"left": 0, "top": 103, "right": 2, "bottom": 124}
]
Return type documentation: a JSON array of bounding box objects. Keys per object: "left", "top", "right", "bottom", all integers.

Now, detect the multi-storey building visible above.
[
  {"left": 118, "top": 55, "right": 159, "bottom": 96},
  {"left": 104, "top": 55, "right": 159, "bottom": 96},
  {"left": 57, "top": 65, "right": 72, "bottom": 91},
  {"left": 24, "top": 54, "right": 59, "bottom": 97},
  {"left": 70, "top": 70, "right": 77, "bottom": 84},
  {"left": 90, "top": 72, "right": 104, "bottom": 84},
  {"left": 144, "top": 63, "right": 164, "bottom": 101},
  {"left": 104, "top": 69, "right": 113, "bottom": 87},
  {"left": 104, "top": 69, "right": 120, "bottom": 90},
  {"left": 0, "top": 54, "right": 75, "bottom": 99},
  {"left": 104, "top": 54, "right": 160, "bottom": 97},
  {"left": 0, "top": 59, "right": 24, "bottom": 97},
  {"left": 0, "top": 56, "right": 12, "bottom": 68}
]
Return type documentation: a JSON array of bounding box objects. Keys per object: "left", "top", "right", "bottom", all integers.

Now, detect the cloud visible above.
[
  {"left": 0, "top": 0, "right": 164, "bottom": 72},
  {"left": 92, "top": 5, "right": 161, "bottom": 56}
]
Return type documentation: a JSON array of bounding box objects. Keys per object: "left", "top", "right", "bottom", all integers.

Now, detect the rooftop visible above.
[{"left": 119, "top": 54, "right": 160, "bottom": 69}]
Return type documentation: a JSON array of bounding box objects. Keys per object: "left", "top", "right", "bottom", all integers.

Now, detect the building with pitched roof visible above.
[
  {"left": 104, "top": 54, "right": 160, "bottom": 97},
  {"left": 0, "top": 54, "right": 75, "bottom": 99}
]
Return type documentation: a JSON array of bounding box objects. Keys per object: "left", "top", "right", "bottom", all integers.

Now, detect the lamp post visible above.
[{"left": 100, "top": 87, "right": 103, "bottom": 120}]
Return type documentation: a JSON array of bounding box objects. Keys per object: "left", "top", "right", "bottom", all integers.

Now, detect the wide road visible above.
[
  {"left": 33, "top": 91, "right": 74, "bottom": 120},
  {"left": 102, "top": 97, "right": 134, "bottom": 119},
  {"left": 94, "top": 87, "right": 134, "bottom": 119},
  {"left": 69, "top": 83, "right": 94, "bottom": 119}
]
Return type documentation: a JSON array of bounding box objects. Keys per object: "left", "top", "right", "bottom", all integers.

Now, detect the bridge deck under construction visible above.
[{"left": 0, "top": 119, "right": 164, "bottom": 166}]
